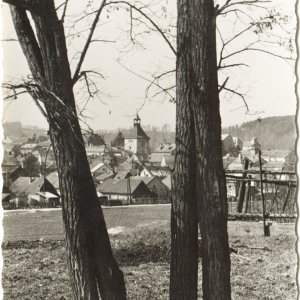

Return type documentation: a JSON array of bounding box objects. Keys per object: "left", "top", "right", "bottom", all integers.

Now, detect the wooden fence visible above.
[{"left": 225, "top": 169, "right": 296, "bottom": 221}]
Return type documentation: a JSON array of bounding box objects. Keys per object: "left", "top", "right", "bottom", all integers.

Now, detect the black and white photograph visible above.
[{"left": 0, "top": 0, "right": 298, "bottom": 299}]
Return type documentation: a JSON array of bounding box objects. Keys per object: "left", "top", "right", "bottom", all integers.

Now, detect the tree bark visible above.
[
  {"left": 9, "top": 2, "right": 127, "bottom": 299},
  {"left": 169, "top": 76, "right": 198, "bottom": 298},
  {"left": 173, "top": 0, "right": 231, "bottom": 299}
]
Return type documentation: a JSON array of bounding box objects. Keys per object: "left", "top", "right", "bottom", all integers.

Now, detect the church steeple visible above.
[{"left": 134, "top": 113, "right": 141, "bottom": 126}]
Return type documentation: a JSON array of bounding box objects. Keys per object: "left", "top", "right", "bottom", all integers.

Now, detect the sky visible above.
[{"left": 0, "top": 0, "right": 297, "bottom": 131}]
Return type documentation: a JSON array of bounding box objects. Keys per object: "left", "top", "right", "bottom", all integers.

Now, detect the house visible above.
[
  {"left": 221, "top": 134, "right": 234, "bottom": 155},
  {"left": 98, "top": 178, "right": 157, "bottom": 205},
  {"left": 148, "top": 153, "right": 175, "bottom": 168},
  {"left": 261, "top": 149, "right": 291, "bottom": 163},
  {"left": 232, "top": 136, "right": 243, "bottom": 151},
  {"left": 88, "top": 158, "right": 105, "bottom": 175},
  {"left": 11, "top": 176, "right": 59, "bottom": 207},
  {"left": 116, "top": 155, "right": 143, "bottom": 176},
  {"left": 94, "top": 172, "right": 115, "bottom": 184},
  {"left": 131, "top": 176, "right": 170, "bottom": 202},
  {"left": 37, "top": 139, "right": 51, "bottom": 150},
  {"left": 2, "top": 151, "right": 25, "bottom": 186},
  {"left": 114, "top": 170, "right": 132, "bottom": 180},
  {"left": 140, "top": 164, "right": 171, "bottom": 178},
  {"left": 86, "top": 145, "right": 106, "bottom": 157},
  {"left": 2, "top": 137, "right": 14, "bottom": 152},
  {"left": 20, "top": 143, "right": 38, "bottom": 154},
  {"left": 148, "top": 142, "right": 175, "bottom": 169},
  {"left": 46, "top": 171, "right": 60, "bottom": 195},
  {"left": 2, "top": 185, "right": 15, "bottom": 209},
  {"left": 124, "top": 114, "right": 150, "bottom": 161},
  {"left": 149, "top": 143, "right": 175, "bottom": 162},
  {"left": 242, "top": 137, "right": 261, "bottom": 155}
]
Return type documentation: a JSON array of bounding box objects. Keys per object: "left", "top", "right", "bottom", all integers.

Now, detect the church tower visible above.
[{"left": 124, "top": 114, "right": 150, "bottom": 161}]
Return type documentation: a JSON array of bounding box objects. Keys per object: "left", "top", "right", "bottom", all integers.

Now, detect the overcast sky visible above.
[{"left": 1, "top": 0, "right": 297, "bottom": 131}]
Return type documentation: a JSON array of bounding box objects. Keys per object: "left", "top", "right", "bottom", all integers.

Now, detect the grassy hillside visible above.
[{"left": 222, "top": 115, "right": 296, "bottom": 150}]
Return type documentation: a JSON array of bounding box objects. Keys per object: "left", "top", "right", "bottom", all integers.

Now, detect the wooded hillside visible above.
[
  {"left": 4, "top": 115, "right": 296, "bottom": 151},
  {"left": 222, "top": 115, "right": 296, "bottom": 150}
]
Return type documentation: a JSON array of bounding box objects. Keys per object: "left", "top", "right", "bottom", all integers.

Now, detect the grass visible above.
[
  {"left": 3, "top": 205, "right": 170, "bottom": 241},
  {"left": 2, "top": 206, "right": 297, "bottom": 299}
]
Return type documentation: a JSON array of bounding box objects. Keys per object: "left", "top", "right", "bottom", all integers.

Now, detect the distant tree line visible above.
[{"left": 222, "top": 115, "right": 296, "bottom": 150}]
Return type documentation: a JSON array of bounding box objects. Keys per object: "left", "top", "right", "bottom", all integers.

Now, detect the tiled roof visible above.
[
  {"left": 130, "top": 176, "right": 155, "bottom": 185},
  {"left": 46, "top": 172, "right": 60, "bottom": 189},
  {"left": 221, "top": 134, "right": 230, "bottom": 140},
  {"left": 98, "top": 178, "right": 144, "bottom": 195},
  {"left": 88, "top": 158, "right": 104, "bottom": 172},
  {"left": 149, "top": 153, "right": 165, "bottom": 163},
  {"left": 95, "top": 172, "right": 114, "bottom": 182},
  {"left": 114, "top": 170, "right": 132, "bottom": 180},
  {"left": 21, "top": 143, "right": 37, "bottom": 149},
  {"left": 11, "top": 177, "right": 34, "bottom": 194},
  {"left": 162, "top": 175, "right": 171, "bottom": 190},
  {"left": 153, "top": 143, "right": 176, "bottom": 153},
  {"left": 125, "top": 125, "right": 149, "bottom": 140}
]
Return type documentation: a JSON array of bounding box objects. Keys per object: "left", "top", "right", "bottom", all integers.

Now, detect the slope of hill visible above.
[
  {"left": 222, "top": 115, "right": 296, "bottom": 150},
  {"left": 3, "top": 122, "right": 48, "bottom": 140}
]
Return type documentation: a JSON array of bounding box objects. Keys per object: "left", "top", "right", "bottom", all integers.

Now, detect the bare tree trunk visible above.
[
  {"left": 173, "top": 0, "right": 231, "bottom": 299},
  {"left": 169, "top": 84, "right": 198, "bottom": 298},
  {"left": 9, "top": 2, "right": 126, "bottom": 299}
]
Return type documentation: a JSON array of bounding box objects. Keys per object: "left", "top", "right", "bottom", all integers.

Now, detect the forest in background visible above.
[
  {"left": 222, "top": 115, "right": 296, "bottom": 150},
  {"left": 3, "top": 115, "right": 296, "bottom": 151}
]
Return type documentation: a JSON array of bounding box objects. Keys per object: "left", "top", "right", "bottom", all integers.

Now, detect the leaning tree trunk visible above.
[
  {"left": 9, "top": 2, "right": 126, "bottom": 299},
  {"left": 173, "top": 0, "right": 232, "bottom": 299}
]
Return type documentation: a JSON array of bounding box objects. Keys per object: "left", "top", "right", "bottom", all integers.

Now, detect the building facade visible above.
[{"left": 124, "top": 114, "right": 150, "bottom": 161}]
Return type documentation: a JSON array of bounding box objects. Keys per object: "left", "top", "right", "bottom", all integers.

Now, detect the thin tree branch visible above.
[
  {"left": 72, "top": 0, "right": 107, "bottom": 84},
  {"left": 219, "top": 84, "right": 249, "bottom": 111},
  {"left": 61, "top": 0, "right": 70, "bottom": 22},
  {"left": 108, "top": 1, "right": 177, "bottom": 56},
  {"left": 218, "top": 77, "right": 229, "bottom": 92}
]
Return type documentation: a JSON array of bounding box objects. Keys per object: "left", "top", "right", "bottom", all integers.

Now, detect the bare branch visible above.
[
  {"left": 108, "top": 1, "right": 177, "bottom": 56},
  {"left": 9, "top": 5, "right": 45, "bottom": 80},
  {"left": 217, "top": 0, "right": 271, "bottom": 15},
  {"left": 60, "top": 0, "right": 70, "bottom": 22},
  {"left": 218, "top": 63, "right": 249, "bottom": 70},
  {"left": 219, "top": 84, "right": 249, "bottom": 111},
  {"left": 218, "top": 77, "right": 229, "bottom": 92},
  {"left": 118, "top": 59, "right": 175, "bottom": 102},
  {"left": 223, "top": 46, "right": 294, "bottom": 61},
  {"left": 72, "top": 0, "right": 107, "bottom": 84}
]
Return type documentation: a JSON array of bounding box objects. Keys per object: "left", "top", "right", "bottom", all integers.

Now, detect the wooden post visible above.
[
  {"left": 127, "top": 177, "right": 132, "bottom": 205},
  {"left": 282, "top": 183, "right": 292, "bottom": 213},
  {"left": 258, "top": 150, "right": 268, "bottom": 236},
  {"left": 237, "top": 157, "right": 249, "bottom": 212}
]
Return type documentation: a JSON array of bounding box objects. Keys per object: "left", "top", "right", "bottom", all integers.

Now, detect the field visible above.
[{"left": 2, "top": 205, "right": 297, "bottom": 299}]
